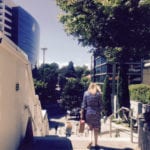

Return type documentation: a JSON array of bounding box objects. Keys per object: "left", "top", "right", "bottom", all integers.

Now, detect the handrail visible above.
[
  {"left": 108, "top": 107, "right": 130, "bottom": 119},
  {"left": 107, "top": 107, "right": 134, "bottom": 143},
  {"left": 24, "top": 104, "right": 37, "bottom": 131}
]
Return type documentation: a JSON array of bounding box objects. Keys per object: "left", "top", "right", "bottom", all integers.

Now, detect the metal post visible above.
[
  {"left": 41, "top": 48, "right": 47, "bottom": 65},
  {"left": 110, "top": 117, "right": 112, "bottom": 137},
  {"left": 41, "top": 48, "right": 47, "bottom": 81},
  {"left": 111, "top": 62, "right": 116, "bottom": 116},
  {"left": 112, "top": 63, "right": 116, "bottom": 95},
  {"left": 130, "top": 109, "right": 133, "bottom": 143},
  {"left": 93, "top": 53, "right": 96, "bottom": 82}
]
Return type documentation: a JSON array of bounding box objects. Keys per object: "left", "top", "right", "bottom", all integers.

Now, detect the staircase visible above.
[
  {"left": 70, "top": 118, "right": 138, "bottom": 150},
  {"left": 19, "top": 117, "right": 138, "bottom": 150},
  {"left": 19, "top": 105, "right": 139, "bottom": 150}
]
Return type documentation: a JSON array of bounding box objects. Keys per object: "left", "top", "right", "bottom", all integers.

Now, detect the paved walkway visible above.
[
  {"left": 20, "top": 116, "right": 139, "bottom": 149},
  {"left": 19, "top": 103, "right": 139, "bottom": 150},
  {"left": 49, "top": 116, "right": 139, "bottom": 150}
]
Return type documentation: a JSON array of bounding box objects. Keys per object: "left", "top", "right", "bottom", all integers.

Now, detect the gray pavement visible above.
[
  {"left": 20, "top": 116, "right": 139, "bottom": 150},
  {"left": 19, "top": 103, "right": 139, "bottom": 150},
  {"left": 49, "top": 116, "right": 139, "bottom": 150}
]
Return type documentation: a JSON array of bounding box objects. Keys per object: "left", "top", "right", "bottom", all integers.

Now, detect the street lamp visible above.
[
  {"left": 41, "top": 48, "right": 47, "bottom": 81},
  {"left": 111, "top": 62, "right": 117, "bottom": 117},
  {"left": 41, "top": 47, "right": 47, "bottom": 65}
]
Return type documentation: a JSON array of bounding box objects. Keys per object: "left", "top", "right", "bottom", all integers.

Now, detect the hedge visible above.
[{"left": 129, "top": 84, "right": 150, "bottom": 104}]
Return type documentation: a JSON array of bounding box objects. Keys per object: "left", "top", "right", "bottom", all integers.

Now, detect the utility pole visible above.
[
  {"left": 41, "top": 48, "right": 47, "bottom": 82},
  {"left": 111, "top": 62, "right": 117, "bottom": 117},
  {"left": 41, "top": 47, "right": 47, "bottom": 65},
  {"left": 112, "top": 62, "right": 116, "bottom": 95}
]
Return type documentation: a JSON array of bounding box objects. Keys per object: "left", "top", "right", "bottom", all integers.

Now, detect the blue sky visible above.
[{"left": 13, "top": 0, "right": 91, "bottom": 68}]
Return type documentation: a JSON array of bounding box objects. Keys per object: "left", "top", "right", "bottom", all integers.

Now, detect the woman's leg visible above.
[
  {"left": 89, "top": 129, "right": 93, "bottom": 143},
  {"left": 94, "top": 128, "right": 99, "bottom": 146},
  {"left": 87, "top": 125, "right": 93, "bottom": 148}
]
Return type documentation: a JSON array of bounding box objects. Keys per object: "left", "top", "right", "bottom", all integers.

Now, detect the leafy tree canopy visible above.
[
  {"left": 61, "top": 78, "right": 84, "bottom": 110},
  {"left": 56, "top": 0, "right": 150, "bottom": 62},
  {"left": 32, "top": 63, "right": 59, "bottom": 105},
  {"left": 65, "top": 61, "right": 77, "bottom": 78},
  {"left": 75, "top": 65, "right": 90, "bottom": 78}
]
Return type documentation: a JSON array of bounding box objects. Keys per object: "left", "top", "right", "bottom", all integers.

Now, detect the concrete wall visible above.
[
  {"left": 0, "top": 36, "right": 49, "bottom": 150},
  {"left": 130, "top": 101, "right": 143, "bottom": 118}
]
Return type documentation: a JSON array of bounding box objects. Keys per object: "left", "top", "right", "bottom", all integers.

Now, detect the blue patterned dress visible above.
[{"left": 81, "top": 91, "right": 102, "bottom": 129}]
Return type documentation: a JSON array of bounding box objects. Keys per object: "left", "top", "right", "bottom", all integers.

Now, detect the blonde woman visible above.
[{"left": 81, "top": 82, "right": 102, "bottom": 148}]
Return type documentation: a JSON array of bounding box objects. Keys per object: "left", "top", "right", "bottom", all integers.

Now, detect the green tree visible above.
[
  {"left": 117, "top": 65, "right": 130, "bottom": 109},
  {"left": 58, "top": 63, "right": 91, "bottom": 110},
  {"left": 75, "top": 65, "right": 90, "bottom": 79},
  {"left": 61, "top": 78, "right": 83, "bottom": 110},
  {"left": 32, "top": 61, "right": 91, "bottom": 108},
  {"left": 102, "top": 75, "right": 112, "bottom": 116},
  {"left": 65, "top": 61, "right": 77, "bottom": 78},
  {"left": 32, "top": 65, "right": 40, "bottom": 80},
  {"left": 58, "top": 66, "right": 68, "bottom": 92},
  {"left": 56, "top": 0, "right": 150, "bottom": 112},
  {"left": 56, "top": 0, "right": 150, "bottom": 62},
  {"left": 44, "top": 63, "right": 59, "bottom": 102},
  {"left": 33, "top": 79, "right": 47, "bottom": 105},
  {"left": 80, "top": 76, "right": 91, "bottom": 91},
  {"left": 32, "top": 63, "right": 59, "bottom": 106}
]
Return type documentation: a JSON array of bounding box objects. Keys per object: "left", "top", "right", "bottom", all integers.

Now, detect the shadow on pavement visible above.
[
  {"left": 100, "top": 128, "right": 130, "bottom": 136},
  {"left": 49, "top": 120, "right": 65, "bottom": 129},
  {"left": 89, "top": 145, "right": 133, "bottom": 150},
  {"left": 19, "top": 135, "right": 73, "bottom": 150}
]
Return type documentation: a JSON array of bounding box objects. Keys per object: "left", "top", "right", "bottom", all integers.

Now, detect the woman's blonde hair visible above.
[{"left": 88, "top": 82, "right": 101, "bottom": 95}]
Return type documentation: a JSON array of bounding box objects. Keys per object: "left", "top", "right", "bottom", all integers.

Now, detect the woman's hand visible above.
[{"left": 80, "top": 109, "right": 84, "bottom": 120}]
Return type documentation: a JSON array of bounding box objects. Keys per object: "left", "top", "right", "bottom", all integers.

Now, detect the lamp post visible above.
[
  {"left": 41, "top": 47, "right": 47, "bottom": 65},
  {"left": 41, "top": 48, "right": 47, "bottom": 81},
  {"left": 112, "top": 62, "right": 116, "bottom": 95},
  {"left": 111, "top": 62, "right": 117, "bottom": 117}
]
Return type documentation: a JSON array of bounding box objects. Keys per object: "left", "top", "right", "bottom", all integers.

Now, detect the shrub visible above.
[
  {"left": 117, "top": 65, "right": 130, "bottom": 109},
  {"left": 102, "top": 75, "right": 112, "bottom": 116},
  {"left": 129, "top": 84, "right": 150, "bottom": 104}
]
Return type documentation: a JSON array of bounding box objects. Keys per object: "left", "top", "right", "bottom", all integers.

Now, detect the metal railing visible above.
[{"left": 107, "top": 107, "right": 134, "bottom": 143}]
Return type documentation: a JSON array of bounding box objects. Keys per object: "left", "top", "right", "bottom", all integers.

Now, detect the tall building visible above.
[
  {"left": 92, "top": 54, "right": 143, "bottom": 87},
  {"left": 0, "top": 0, "right": 15, "bottom": 38},
  {"left": 0, "top": 0, "right": 40, "bottom": 67},
  {"left": 12, "top": 7, "right": 40, "bottom": 67}
]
